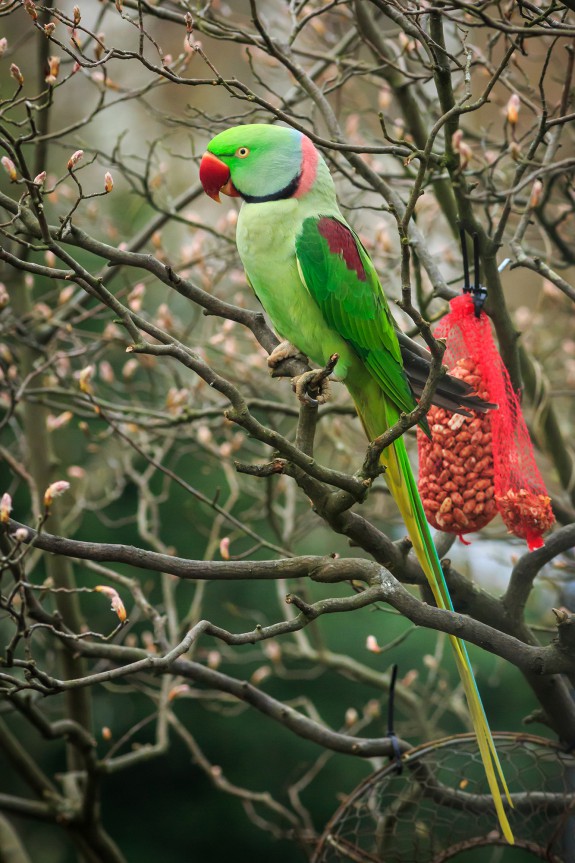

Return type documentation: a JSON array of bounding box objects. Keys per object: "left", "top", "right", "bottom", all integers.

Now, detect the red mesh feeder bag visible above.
[{"left": 417, "top": 293, "right": 555, "bottom": 549}]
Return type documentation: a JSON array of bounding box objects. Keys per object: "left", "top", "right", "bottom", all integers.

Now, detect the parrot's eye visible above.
[{"left": 235, "top": 147, "right": 250, "bottom": 158}]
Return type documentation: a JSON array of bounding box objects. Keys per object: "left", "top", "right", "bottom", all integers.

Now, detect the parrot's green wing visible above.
[
  {"left": 295, "top": 215, "right": 418, "bottom": 419},
  {"left": 295, "top": 216, "right": 513, "bottom": 843}
]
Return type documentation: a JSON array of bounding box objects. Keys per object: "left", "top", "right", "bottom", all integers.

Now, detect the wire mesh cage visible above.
[{"left": 313, "top": 733, "right": 575, "bottom": 862}]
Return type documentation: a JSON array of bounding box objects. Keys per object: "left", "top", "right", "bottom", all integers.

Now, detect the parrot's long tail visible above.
[{"left": 349, "top": 376, "right": 514, "bottom": 844}]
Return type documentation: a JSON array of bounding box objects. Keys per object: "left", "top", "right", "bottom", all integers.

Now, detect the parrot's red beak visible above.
[{"left": 199, "top": 152, "right": 240, "bottom": 203}]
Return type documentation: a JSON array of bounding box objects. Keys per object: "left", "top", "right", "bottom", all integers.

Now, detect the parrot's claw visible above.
[
  {"left": 267, "top": 340, "right": 307, "bottom": 375},
  {"left": 291, "top": 353, "right": 339, "bottom": 407},
  {"left": 292, "top": 371, "right": 331, "bottom": 406}
]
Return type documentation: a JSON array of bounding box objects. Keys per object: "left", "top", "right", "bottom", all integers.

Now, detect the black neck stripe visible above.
[{"left": 241, "top": 172, "right": 301, "bottom": 203}]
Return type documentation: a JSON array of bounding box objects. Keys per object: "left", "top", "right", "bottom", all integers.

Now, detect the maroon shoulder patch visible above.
[{"left": 317, "top": 217, "right": 367, "bottom": 281}]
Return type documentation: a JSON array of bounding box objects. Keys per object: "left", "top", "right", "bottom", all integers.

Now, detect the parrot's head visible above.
[{"left": 199, "top": 124, "right": 319, "bottom": 204}]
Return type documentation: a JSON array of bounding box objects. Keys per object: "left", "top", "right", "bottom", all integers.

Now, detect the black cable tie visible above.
[
  {"left": 473, "top": 232, "right": 480, "bottom": 294},
  {"left": 459, "top": 227, "right": 487, "bottom": 318},
  {"left": 460, "top": 226, "right": 470, "bottom": 294},
  {"left": 471, "top": 233, "right": 487, "bottom": 319}
]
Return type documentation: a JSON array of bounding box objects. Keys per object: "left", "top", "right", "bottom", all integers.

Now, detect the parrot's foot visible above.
[
  {"left": 292, "top": 371, "right": 331, "bottom": 406},
  {"left": 291, "top": 353, "right": 339, "bottom": 407},
  {"left": 267, "top": 340, "right": 307, "bottom": 375}
]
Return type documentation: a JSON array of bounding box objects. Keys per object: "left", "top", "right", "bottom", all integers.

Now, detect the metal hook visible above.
[{"left": 387, "top": 663, "right": 403, "bottom": 774}]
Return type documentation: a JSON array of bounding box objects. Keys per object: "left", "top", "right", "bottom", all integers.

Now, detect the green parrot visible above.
[{"left": 200, "top": 123, "right": 513, "bottom": 843}]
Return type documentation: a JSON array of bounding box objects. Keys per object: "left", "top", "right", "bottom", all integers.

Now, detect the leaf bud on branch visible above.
[
  {"left": 1, "top": 156, "right": 17, "bottom": 181},
  {"left": 94, "top": 585, "right": 127, "bottom": 622},
  {"left": 67, "top": 149, "right": 84, "bottom": 170},
  {"left": 0, "top": 492, "right": 12, "bottom": 523},
  {"left": 43, "top": 480, "right": 70, "bottom": 508},
  {"left": 10, "top": 63, "right": 23, "bottom": 85}
]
